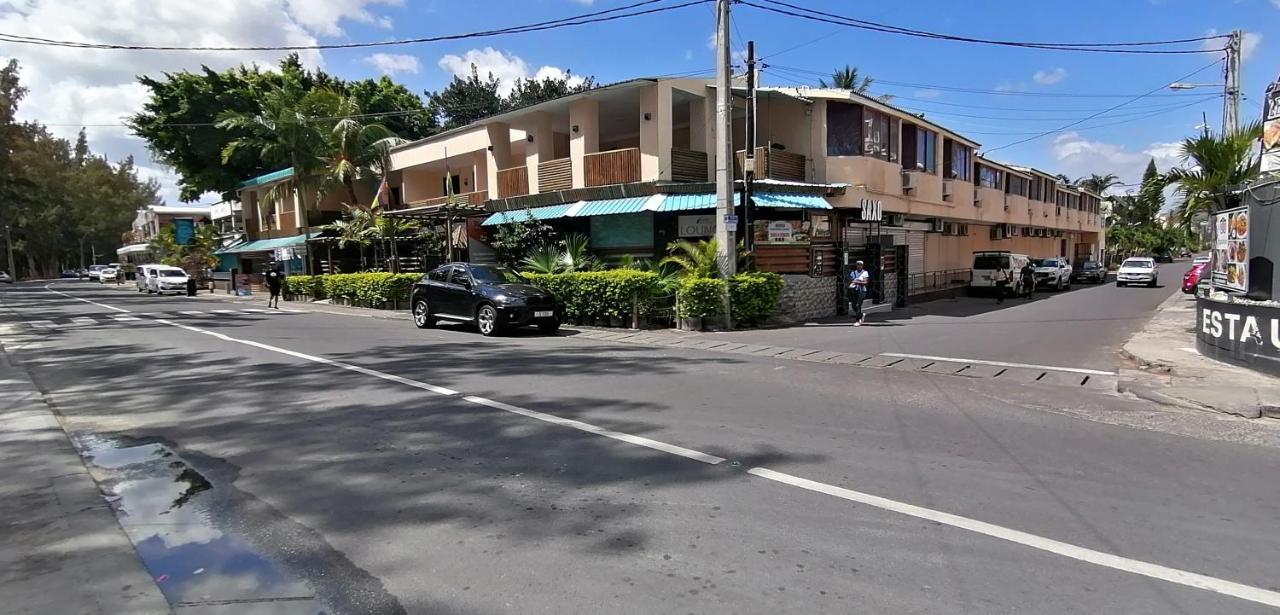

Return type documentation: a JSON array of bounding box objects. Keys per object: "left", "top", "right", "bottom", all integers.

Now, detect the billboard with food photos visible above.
[{"left": 1212, "top": 206, "right": 1249, "bottom": 292}]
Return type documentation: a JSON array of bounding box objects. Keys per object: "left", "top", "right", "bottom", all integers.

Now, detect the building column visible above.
[
  {"left": 809, "top": 100, "right": 827, "bottom": 184},
  {"left": 523, "top": 112, "right": 554, "bottom": 193},
  {"left": 688, "top": 98, "right": 710, "bottom": 181},
  {"left": 569, "top": 98, "right": 599, "bottom": 189},
  {"left": 471, "top": 150, "right": 489, "bottom": 195},
  {"left": 702, "top": 92, "right": 718, "bottom": 183},
  {"left": 639, "top": 83, "right": 673, "bottom": 181},
  {"left": 485, "top": 122, "right": 511, "bottom": 198}
]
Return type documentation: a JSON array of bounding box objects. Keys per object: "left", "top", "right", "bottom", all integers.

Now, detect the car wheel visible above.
[
  {"left": 476, "top": 303, "right": 501, "bottom": 337},
  {"left": 412, "top": 298, "right": 434, "bottom": 329},
  {"left": 1116, "top": 282, "right": 1125, "bottom": 287},
  {"left": 1149, "top": 278, "right": 1158, "bottom": 288},
  {"left": 538, "top": 319, "right": 561, "bottom": 335}
]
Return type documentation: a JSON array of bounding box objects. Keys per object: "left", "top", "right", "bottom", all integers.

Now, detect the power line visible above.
[
  {"left": 0, "top": 0, "right": 709, "bottom": 51},
  {"left": 984, "top": 59, "right": 1222, "bottom": 152},
  {"left": 744, "top": 0, "right": 1226, "bottom": 55},
  {"left": 944, "top": 95, "right": 1220, "bottom": 136}
]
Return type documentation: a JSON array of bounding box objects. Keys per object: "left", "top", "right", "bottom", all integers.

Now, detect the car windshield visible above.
[
  {"left": 158, "top": 269, "right": 186, "bottom": 277},
  {"left": 1082, "top": 261, "right": 1100, "bottom": 269},
  {"left": 469, "top": 265, "right": 525, "bottom": 284},
  {"left": 1031, "top": 259, "right": 1057, "bottom": 267},
  {"left": 973, "top": 255, "right": 1009, "bottom": 270},
  {"left": 1122, "top": 260, "right": 1153, "bottom": 269}
]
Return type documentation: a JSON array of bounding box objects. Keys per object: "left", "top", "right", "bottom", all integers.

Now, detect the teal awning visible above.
[
  {"left": 237, "top": 167, "right": 294, "bottom": 190},
  {"left": 480, "top": 192, "right": 830, "bottom": 226},
  {"left": 215, "top": 234, "right": 309, "bottom": 255},
  {"left": 752, "top": 193, "right": 834, "bottom": 209}
]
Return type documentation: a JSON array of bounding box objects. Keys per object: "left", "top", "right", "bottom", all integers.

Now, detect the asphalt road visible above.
[
  {"left": 709, "top": 261, "right": 1195, "bottom": 370},
  {"left": 3, "top": 275, "right": 1279, "bottom": 615}
]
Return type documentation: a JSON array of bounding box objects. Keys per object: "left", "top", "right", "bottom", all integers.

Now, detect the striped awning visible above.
[
  {"left": 481, "top": 193, "right": 829, "bottom": 226},
  {"left": 214, "top": 234, "right": 309, "bottom": 255}
]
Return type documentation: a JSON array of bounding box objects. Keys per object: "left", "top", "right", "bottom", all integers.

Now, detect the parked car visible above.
[
  {"left": 100, "top": 266, "right": 118, "bottom": 283},
  {"left": 145, "top": 266, "right": 189, "bottom": 295},
  {"left": 60, "top": 269, "right": 80, "bottom": 278},
  {"left": 86, "top": 264, "right": 106, "bottom": 280},
  {"left": 1193, "top": 255, "right": 1212, "bottom": 267},
  {"left": 136, "top": 265, "right": 155, "bottom": 292},
  {"left": 969, "top": 251, "right": 1030, "bottom": 295},
  {"left": 1182, "top": 262, "right": 1208, "bottom": 294},
  {"left": 0, "top": 271, "right": 11, "bottom": 284},
  {"left": 1116, "top": 257, "right": 1158, "bottom": 287},
  {"left": 1071, "top": 260, "right": 1107, "bottom": 284},
  {"left": 1032, "top": 257, "right": 1072, "bottom": 290},
  {"left": 410, "top": 263, "right": 563, "bottom": 336}
]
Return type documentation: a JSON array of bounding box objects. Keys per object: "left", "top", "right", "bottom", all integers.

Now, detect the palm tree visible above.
[
  {"left": 1074, "top": 173, "right": 1121, "bottom": 195},
  {"left": 322, "top": 210, "right": 374, "bottom": 269},
  {"left": 660, "top": 239, "right": 720, "bottom": 278},
  {"left": 819, "top": 65, "right": 874, "bottom": 93},
  {"left": 1166, "top": 121, "right": 1263, "bottom": 226},
  {"left": 314, "top": 90, "right": 406, "bottom": 209}
]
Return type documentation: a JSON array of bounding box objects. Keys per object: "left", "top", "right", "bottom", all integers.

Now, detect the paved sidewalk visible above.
[
  {"left": 1119, "top": 292, "right": 1280, "bottom": 419},
  {"left": 0, "top": 326, "right": 168, "bottom": 614}
]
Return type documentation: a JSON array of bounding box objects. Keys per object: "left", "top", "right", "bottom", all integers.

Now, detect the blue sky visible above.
[{"left": 2, "top": 0, "right": 1276, "bottom": 203}]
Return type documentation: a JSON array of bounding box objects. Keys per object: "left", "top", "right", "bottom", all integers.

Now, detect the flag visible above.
[{"left": 374, "top": 175, "right": 391, "bottom": 209}]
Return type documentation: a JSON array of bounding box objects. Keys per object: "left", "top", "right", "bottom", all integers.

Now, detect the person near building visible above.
[
  {"left": 265, "top": 267, "right": 285, "bottom": 309},
  {"left": 1019, "top": 261, "right": 1036, "bottom": 299},
  {"left": 849, "top": 260, "right": 871, "bottom": 326},
  {"left": 993, "top": 267, "right": 1010, "bottom": 304}
]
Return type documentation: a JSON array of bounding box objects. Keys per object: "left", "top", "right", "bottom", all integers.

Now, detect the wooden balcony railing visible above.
[
  {"left": 585, "top": 148, "right": 641, "bottom": 187},
  {"left": 537, "top": 158, "right": 573, "bottom": 192},
  {"left": 735, "top": 147, "right": 806, "bottom": 182},
  {"left": 497, "top": 166, "right": 529, "bottom": 198},
  {"left": 670, "top": 148, "right": 708, "bottom": 183},
  {"left": 411, "top": 190, "right": 490, "bottom": 209}
]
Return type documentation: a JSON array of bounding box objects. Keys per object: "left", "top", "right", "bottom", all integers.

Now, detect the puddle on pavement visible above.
[{"left": 73, "top": 434, "right": 328, "bottom": 614}]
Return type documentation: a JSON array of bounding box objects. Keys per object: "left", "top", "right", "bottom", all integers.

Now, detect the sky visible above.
[{"left": 1, "top": 0, "right": 1276, "bottom": 206}]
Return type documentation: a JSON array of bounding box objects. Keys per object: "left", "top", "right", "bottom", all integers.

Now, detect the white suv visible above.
[
  {"left": 146, "top": 267, "right": 189, "bottom": 295},
  {"left": 1032, "top": 257, "right": 1072, "bottom": 291},
  {"left": 1116, "top": 257, "right": 1158, "bottom": 287}
]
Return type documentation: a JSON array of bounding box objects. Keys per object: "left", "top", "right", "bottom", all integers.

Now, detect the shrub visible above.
[
  {"left": 316, "top": 273, "right": 422, "bottom": 305},
  {"left": 284, "top": 274, "right": 325, "bottom": 299},
  {"left": 525, "top": 270, "right": 661, "bottom": 322},
  {"left": 676, "top": 277, "right": 726, "bottom": 318},
  {"left": 729, "top": 271, "right": 784, "bottom": 327}
]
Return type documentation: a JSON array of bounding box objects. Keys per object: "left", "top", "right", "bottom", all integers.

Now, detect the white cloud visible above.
[
  {"left": 1049, "top": 131, "right": 1186, "bottom": 193},
  {"left": 704, "top": 32, "right": 748, "bottom": 65},
  {"left": 364, "top": 53, "right": 420, "bottom": 75},
  {"left": 1032, "top": 67, "right": 1067, "bottom": 86},
  {"left": 0, "top": 0, "right": 390, "bottom": 203},
  {"left": 437, "top": 47, "right": 584, "bottom": 97},
  {"left": 1201, "top": 29, "right": 1263, "bottom": 60},
  {"left": 1272, "top": 0, "right": 1280, "bottom": 8},
  {"left": 913, "top": 89, "right": 941, "bottom": 99}
]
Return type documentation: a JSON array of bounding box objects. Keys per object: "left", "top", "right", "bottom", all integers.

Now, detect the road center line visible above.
[
  {"left": 879, "top": 352, "right": 1114, "bottom": 376},
  {"left": 44, "top": 284, "right": 131, "bottom": 313},
  {"left": 43, "top": 288, "right": 1280, "bottom": 609}
]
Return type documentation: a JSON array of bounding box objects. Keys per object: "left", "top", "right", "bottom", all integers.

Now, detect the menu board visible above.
[
  {"left": 755, "top": 219, "right": 810, "bottom": 244},
  {"left": 1212, "top": 207, "right": 1249, "bottom": 292}
]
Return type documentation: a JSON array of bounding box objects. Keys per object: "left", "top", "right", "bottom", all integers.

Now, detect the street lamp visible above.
[{"left": 1168, "top": 82, "right": 1219, "bottom": 90}]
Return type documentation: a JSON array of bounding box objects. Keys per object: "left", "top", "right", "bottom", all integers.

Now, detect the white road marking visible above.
[
  {"left": 747, "top": 467, "right": 1280, "bottom": 609},
  {"left": 26, "top": 320, "right": 54, "bottom": 329},
  {"left": 111, "top": 315, "right": 141, "bottom": 322},
  {"left": 70, "top": 317, "right": 97, "bottom": 326},
  {"left": 43, "top": 284, "right": 130, "bottom": 313},
  {"left": 48, "top": 287, "right": 1280, "bottom": 610},
  {"left": 879, "top": 352, "right": 1114, "bottom": 376},
  {"left": 278, "top": 308, "right": 305, "bottom": 313},
  {"left": 178, "top": 310, "right": 206, "bottom": 315},
  {"left": 209, "top": 309, "right": 237, "bottom": 314}
]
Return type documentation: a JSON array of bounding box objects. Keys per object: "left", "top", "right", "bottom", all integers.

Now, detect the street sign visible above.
[{"left": 724, "top": 215, "right": 739, "bottom": 225}]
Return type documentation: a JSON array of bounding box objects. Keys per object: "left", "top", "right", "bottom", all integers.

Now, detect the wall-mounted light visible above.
[
  {"left": 527, "top": 134, "right": 534, "bottom": 142},
  {"left": 571, "top": 125, "right": 579, "bottom": 133},
  {"left": 643, "top": 112, "right": 652, "bottom": 121},
  {"left": 486, "top": 145, "right": 493, "bottom": 151}
]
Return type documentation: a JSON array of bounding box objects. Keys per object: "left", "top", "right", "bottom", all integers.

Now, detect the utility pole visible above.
[
  {"left": 4, "top": 224, "right": 15, "bottom": 279},
  {"left": 1223, "top": 29, "right": 1242, "bottom": 135},
  {"left": 714, "top": 0, "right": 735, "bottom": 327},
  {"left": 743, "top": 40, "right": 757, "bottom": 259}
]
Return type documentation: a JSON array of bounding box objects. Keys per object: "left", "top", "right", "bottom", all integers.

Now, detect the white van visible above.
[
  {"left": 136, "top": 265, "right": 155, "bottom": 292},
  {"left": 146, "top": 266, "right": 189, "bottom": 295},
  {"left": 970, "top": 251, "right": 1030, "bottom": 293}
]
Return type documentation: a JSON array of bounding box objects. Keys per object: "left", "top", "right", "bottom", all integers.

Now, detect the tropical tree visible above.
[
  {"left": 1166, "top": 122, "right": 1263, "bottom": 226},
  {"left": 322, "top": 211, "right": 375, "bottom": 269},
  {"left": 146, "top": 225, "right": 182, "bottom": 266},
  {"left": 660, "top": 239, "right": 720, "bottom": 278},
  {"left": 180, "top": 224, "right": 223, "bottom": 277},
  {"left": 819, "top": 65, "right": 874, "bottom": 93},
  {"left": 521, "top": 246, "right": 563, "bottom": 274},
  {"left": 315, "top": 90, "right": 405, "bottom": 209},
  {"left": 1074, "top": 173, "right": 1121, "bottom": 195}
]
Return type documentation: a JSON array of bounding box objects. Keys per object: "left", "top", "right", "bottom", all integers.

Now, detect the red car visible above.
[{"left": 1182, "top": 263, "right": 1207, "bottom": 294}]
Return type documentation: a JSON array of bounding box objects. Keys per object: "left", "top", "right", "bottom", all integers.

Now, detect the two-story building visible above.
[{"left": 115, "top": 204, "right": 213, "bottom": 269}]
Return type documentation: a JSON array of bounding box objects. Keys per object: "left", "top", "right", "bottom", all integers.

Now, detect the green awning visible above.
[
  {"left": 215, "top": 234, "right": 309, "bottom": 255},
  {"left": 572, "top": 196, "right": 650, "bottom": 217},
  {"left": 480, "top": 192, "right": 830, "bottom": 226},
  {"left": 657, "top": 193, "right": 740, "bottom": 212},
  {"left": 237, "top": 167, "right": 294, "bottom": 190},
  {"left": 481, "top": 204, "right": 574, "bottom": 226},
  {"left": 752, "top": 193, "right": 834, "bottom": 209}
]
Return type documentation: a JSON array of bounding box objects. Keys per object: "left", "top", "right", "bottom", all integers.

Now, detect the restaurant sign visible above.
[
  {"left": 1211, "top": 206, "right": 1248, "bottom": 292},
  {"left": 677, "top": 215, "right": 716, "bottom": 237},
  {"left": 1196, "top": 296, "right": 1280, "bottom": 377}
]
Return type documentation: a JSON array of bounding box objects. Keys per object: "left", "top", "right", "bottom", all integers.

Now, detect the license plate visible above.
[{"left": 534, "top": 310, "right": 554, "bottom": 318}]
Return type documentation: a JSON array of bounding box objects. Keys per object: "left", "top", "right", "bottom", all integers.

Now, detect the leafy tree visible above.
[
  {"left": 1166, "top": 122, "right": 1263, "bottom": 226},
  {"left": 506, "top": 73, "right": 595, "bottom": 111},
  {"left": 1074, "top": 173, "right": 1120, "bottom": 195},
  {"left": 426, "top": 65, "right": 505, "bottom": 131},
  {"left": 490, "top": 210, "right": 558, "bottom": 267},
  {"left": 147, "top": 225, "right": 183, "bottom": 266}
]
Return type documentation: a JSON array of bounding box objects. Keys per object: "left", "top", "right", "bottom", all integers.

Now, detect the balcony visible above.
[
  {"left": 497, "top": 166, "right": 529, "bottom": 198},
  {"left": 411, "top": 190, "right": 489, "bottom": 209},
  {"left": 585, "top": 148, "right": 641, "bottom": 187},
  {"left": 735, "top": 147, "right": 806, "bottom": 182},
  {"left": 538, "top": 158, "right": 573, "bottom": 192},
  {"left": 120, "top": 230, "right": 145, "bottom": 245},
  {"left": 670, "top": 148, "right": 708, "bottom": 183}
]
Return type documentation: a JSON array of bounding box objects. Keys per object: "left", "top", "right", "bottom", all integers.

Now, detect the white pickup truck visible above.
[{"left": 1032, "top": 257, "right": 1072, "bottom": 291}]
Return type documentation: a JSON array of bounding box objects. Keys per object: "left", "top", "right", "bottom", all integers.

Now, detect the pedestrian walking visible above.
[
  {"left": 1019, "top": 261, "right": 1035, "bottom": 299},
  {"left": 265, "top": 267, "right": 285, "bottom": 309},
  {"left": 849, "top": 260, "right": 870, "bottom": 326},
  {"left": 993, "top": 267, "right": 1010, "bottom": 304}
]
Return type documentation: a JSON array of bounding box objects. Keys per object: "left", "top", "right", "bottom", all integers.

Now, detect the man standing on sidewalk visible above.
[
  {"left": 849, "top": 260, "right": 870, "bottom": 326},
  {"left": 265, "top": 267, "right": 285, "bottom": 309}
]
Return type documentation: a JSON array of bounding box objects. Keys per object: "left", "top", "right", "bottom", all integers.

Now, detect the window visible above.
[
  {"left": 1006, "top": 175, "right": 1029, "bottom": 196},
  {"left": 977, "top": 164, "right": 1002, "bottom": 189},
  {"left": 428, "top": 267, "right": 450, "bottom": 282},
  {"left": 901, "top": 124, "right": 936, "bottom": 173},
  {"left": 862, "top": 107, "right": 892, "bottom": 161},
  {"left": 944, "top": 140, "right": 972, "bottom": 181},
  {"left": 442, "top": 174, "right": 462, "bottom": 196},
  {"left": 826, "top": 102, "right": 862, "bottom": 156},
  {"left": 448, "top": 266, "right": 471, "bottom": 286},
  {"left": 470, "top": 265, "right": 525, "bottom": 284}
]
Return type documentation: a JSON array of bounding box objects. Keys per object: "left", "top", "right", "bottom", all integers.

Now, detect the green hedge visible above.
[
  {"left": 729, "top": 271, "right": 784, "bottom": 327},
  {"left": 525, "top": 270, "right": 660, "bottom": 322},
  {"left": 284, "top": 274, "right": 325, "bottom": 299},
  {"left": 676, "top": 277, "right": 726, "bottom": 318},
  {"left": 284, "top": 273, "right": 420, "bottom": 304}
]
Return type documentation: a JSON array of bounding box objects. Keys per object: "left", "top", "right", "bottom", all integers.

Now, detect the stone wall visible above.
[{"left": 770, "top": 274, "right": 838, "bottom": 324}]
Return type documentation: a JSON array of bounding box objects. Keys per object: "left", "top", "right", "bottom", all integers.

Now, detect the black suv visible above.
[
  {"left": 1071, "top": 260, "right": 1107, "bottom": 284},
  {"left": 411, "top": 263, "right": 562, "bottom": 336}
]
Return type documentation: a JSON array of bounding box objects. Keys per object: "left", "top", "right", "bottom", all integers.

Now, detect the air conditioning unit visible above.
[
  {"left": 942, "top": 180, "right": 954, "bottom": 199},
  {"left": 957, "top": 224, "right": 969, "bottom": 236},
  {"left": 973, "top": 196, "right": 982, "bottom": 208},
  {"left": 884, "top": 213, "right": 906, "bottom": 227},
  {"left": 1022, "top": 226, "right": 1034, "bottom": 237},
  {"left": 942, "top": 222, "right": 956, "bottom": 235},
  {"left": 1003, "top": 223, "right": 1016, "bottom": 237},
  {"left": 1039, "top": 228, "right": 1049, "bottom": 238},
  {"left": 930, "top": 218, "right": 946, "bottom": 233},
  {"left": 990, "top": 226, "right": 1006, "bottom": 240},
  {"left": 901, "top": 171, "right": 919, "bottom": 192}
]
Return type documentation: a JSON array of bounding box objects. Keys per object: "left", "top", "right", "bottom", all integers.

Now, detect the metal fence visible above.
[{"left": 905, "top": 269, "right": 972, "bottom": 296}]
